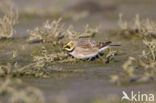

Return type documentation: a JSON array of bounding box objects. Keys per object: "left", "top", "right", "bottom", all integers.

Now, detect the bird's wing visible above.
[
  {"left": 77, "top": 38, "right": 112, "bottom": 50},
  {"left": 76, "top": 38, "right": 93, "bottom": 49},
  {"left": 96, "top": 41, "right": 112, "bottom": 49},
  {"left": 76, "top": 38, "right": 98, "bottom": 49}
]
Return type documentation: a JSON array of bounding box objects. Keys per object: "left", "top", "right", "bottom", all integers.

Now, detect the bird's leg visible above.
[
  {"left": 87, "top": 57, "right": 92, "bottom": 61},
  {"left": 97, "top": 53, "right": 105, "bottom": 62}
]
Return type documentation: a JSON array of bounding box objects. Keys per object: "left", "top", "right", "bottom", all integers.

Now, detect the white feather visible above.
[{"left": 99, "top": 46, "right": 109, "bottom": 52}]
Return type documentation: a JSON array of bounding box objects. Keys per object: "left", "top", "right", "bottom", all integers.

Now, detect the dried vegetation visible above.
[
  {"left": 0, "top": 78, "right": 44, "bottom": 103},
  {"left": 28, "top": 18, "right": 99, "bottom": 44},
  {"left": 110, "top": 14, "right": 156, "bottom": 39},
  {"left": 110, "top": 15, "right": 156, "bottom": 84},
  {"left": 0, "top": 1, "right": 18, "bottom": 40},
  {"left": 27, "top": 18, "right": 64, "bottom": 44}
]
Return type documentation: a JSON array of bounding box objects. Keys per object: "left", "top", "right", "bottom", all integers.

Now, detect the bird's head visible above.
[{"left": 63, "top": 41, "right": 75, "bottom": 52}]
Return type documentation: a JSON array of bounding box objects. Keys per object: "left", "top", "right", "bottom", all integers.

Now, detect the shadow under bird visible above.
[{"left": 64, "top": 38, "right": 120, "bottom": 60}]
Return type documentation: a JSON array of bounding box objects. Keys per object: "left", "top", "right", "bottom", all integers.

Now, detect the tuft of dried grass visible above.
[
  {"left": 114, "top": 13, "right": 156, "bottom": 39},
  {"left": 28, "top": 18, "right": 64, "bottom": 44},
  {"left": 66, "top": 24, "right": 99, "bottom": 39},
  {"left": 28, "top": 18, "right": 99, "bottom": 44},
  {"left": 31, "top": 46, "right": 69, "bottom": 71},
  {"left": 122, "top": 57, "right": 136, "bottom": 78},
  {"left": 98, "top": 48, "right": 118, "bottom": 63},
  {"left": 0, "top": 78, "right": 44, "bottom": 103},
  {"left": 143, "top": 39, "right": 156, "bottom": 60},
  {"left": 110, "top": 38, "right": 156, "bottom": 84},
  {"left": 0, "top": 50, "right": 50, "bottom": 78},
  {"left": 0, "top": 1, "right": 18, "bottom": 40},
  {"left": 0, "top": 47, "right": 82, "bottom": 78}
]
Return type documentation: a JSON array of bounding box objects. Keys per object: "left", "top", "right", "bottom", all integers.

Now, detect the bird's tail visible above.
[
  {"left": 110, "top": 44, "right": 121, "bottom": 46},
  {"left": 104, "top": 41, "right": 120, "bottom": 46},
  {"left": 101, "top": 41, "right": 120, "bottom": 47},
  {"left": 99, "top": 41, "right": 112, "bottom": 47},
  {"left": 98, "top": 41, "right": 111, "bottom": 52},
  {"left": 98, "top": 41, "right": 120, "bottom": 52}
]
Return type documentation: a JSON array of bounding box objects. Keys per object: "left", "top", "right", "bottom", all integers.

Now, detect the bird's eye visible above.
[{"left": 65, "top": 45, "right": 70, "bottom": 49}]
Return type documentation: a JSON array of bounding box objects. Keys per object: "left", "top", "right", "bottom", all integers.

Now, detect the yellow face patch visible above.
[{"left": 64, "top": 41, "right": 74, "bottom": 51}]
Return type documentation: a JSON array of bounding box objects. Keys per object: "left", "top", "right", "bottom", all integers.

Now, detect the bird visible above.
[{"left": 63, "top": 38, "right": 120, "bottom": 60}]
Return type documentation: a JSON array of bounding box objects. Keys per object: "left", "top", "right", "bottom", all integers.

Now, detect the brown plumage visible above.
[
  {"left": 75, "top": 38, "right": 111, "bottom": 49},
  {"left": 96, "top": 41, "right": 112, "bottom": 49},
  {"left": 64, "top": 38, "right": 119, "bottom": 59}
]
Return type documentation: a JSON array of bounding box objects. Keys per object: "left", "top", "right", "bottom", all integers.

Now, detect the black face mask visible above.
[
  {"left": 65, "top": 45, "right": 71, "bottom": 49},
  {"left": 65, "top": 45, "right": 75, "bottom": 52}
]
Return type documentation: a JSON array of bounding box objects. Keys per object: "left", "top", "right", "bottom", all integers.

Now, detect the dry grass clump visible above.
[
  {"left": 66, "top": 24, "right": 99, "bottom": 39},
  {"left": 0, "top": 78, "right": 44, "bottom": 103},
  {"left": 28, "top": 18, "right": 99, "bottom": 44},
  {"left": 28, "top": 18, "right": 64, "bottom": 44},
  {"left": 32, "top": 48, "right": 84, "bottom": 75},
  {"left": 110, "top": 38, "right": 156, "bottom": 84},
  {"left": 112, "top": 14, "right": 156, "bottom": 39},
  {"left": 0, "top": 62, "right": 51, "bottom": 78},
  {"left": 0, "top": 48, "right": 82, "bottom": 78},
  {"left": 0, "top": 1, "right": 18, "bottom": 40},
  {"left": 0, "top": 51, "right": 19, "bottom": 77},
  {"left": 99, "top": 48, "right": 118, "bottom": 63},
  {"left": 110, "top": 14, "right": 156, "bottom": 84},
  {"left": 31, "top": 46, "right": 72, "bottom": 72},
  {"left": 0, "top": 50, "right": 50, "bottom": 78},
  {"left": 142, "top": 39, "right": 156, "bottom": 60},
  {"left": 0, "top": 63, "right": 13, "bottom": 77},
  {"left": 33, "top": 46, "right": 69, "bottom": 65}
]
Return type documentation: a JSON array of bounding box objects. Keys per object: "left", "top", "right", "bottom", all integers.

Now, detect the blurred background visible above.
[{"left": 8, "top": 0, "right": 156, "bottom": 38}]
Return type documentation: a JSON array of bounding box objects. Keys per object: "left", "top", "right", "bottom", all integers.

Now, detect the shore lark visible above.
[{"left": 64, "top": 38, "right": 119, "bottom": 60}]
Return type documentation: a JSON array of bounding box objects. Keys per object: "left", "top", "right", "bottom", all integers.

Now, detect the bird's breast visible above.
[{"left": 69, "top": 48, "right": 98, "bottom": 59}]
